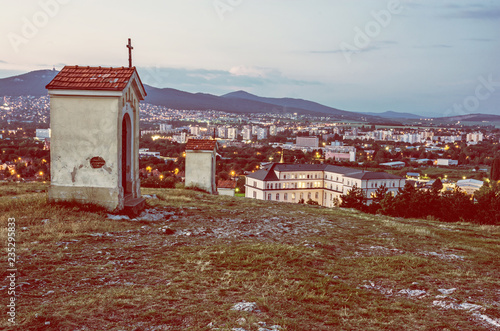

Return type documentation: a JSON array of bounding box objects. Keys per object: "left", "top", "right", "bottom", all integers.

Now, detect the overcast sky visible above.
[{"left": 1, "top": 0, "right": 499, "bottom": 116}]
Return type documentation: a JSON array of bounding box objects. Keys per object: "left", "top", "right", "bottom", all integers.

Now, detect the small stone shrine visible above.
[
  {"left": 46, "top": 64, "right": 146, "bottom": 211},
  {"left": 185, "top": 139, "right": 217, "bottom": 194}
]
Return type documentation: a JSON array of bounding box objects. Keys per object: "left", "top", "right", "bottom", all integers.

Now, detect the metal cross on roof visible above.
[{"left": 127, "top": 38, "right": 133, "bottom": 68}]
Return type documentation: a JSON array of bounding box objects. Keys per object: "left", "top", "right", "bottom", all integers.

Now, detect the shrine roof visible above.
[
  {"left": 45, "top": 66, "right": 146, "bottom": 97},
  {"left": 185, "top": 139, "right": 217, "bottom": 151}
]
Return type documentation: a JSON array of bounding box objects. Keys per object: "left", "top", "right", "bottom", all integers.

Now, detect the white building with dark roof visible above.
[
  {"left": 456, "top": 179, "right": 484, "bottom": 196},
  {"left": 245, "top": 163, "right": 405, "bottom": 207}
]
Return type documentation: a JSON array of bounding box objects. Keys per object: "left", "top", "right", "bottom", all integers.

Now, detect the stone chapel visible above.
[{"left": 46, "top": 65, "right": 147, "bottom": 212}]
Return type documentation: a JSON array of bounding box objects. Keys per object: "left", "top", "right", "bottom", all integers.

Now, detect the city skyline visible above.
[{"left": 1, "top": 0, "right": 499, "bottom": 117}]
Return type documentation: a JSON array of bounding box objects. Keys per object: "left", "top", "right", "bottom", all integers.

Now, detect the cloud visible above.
[
  {"left": 461, "top": 38, "right": 495, "bottom": 42},
  {"left": 443, "top": 6, "right": 500, "bottom": 20},
  {"left": 311, "top": 45, "right": 381, "bottom": 55},
  {"left": 229, "top": 66, "right": 279, "bottom": 78},
  {"left": 310, "top": 40, "right": 398, "bottom": 55},
  {"left": 0, "top": 60, "right": 7, "bottom": 64},
  {"left": 414, "top": 44, "right": 453, "bottom": 49}
]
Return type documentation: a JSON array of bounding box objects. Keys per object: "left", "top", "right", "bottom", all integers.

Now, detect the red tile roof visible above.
[
  {"left": 45, "top": 66, "right": 146, "bottom": 95},
  {"left": 217, "top": 180, "right": 236, "bottom": 189},
  {"left": 185, "top": 139, "right": 217, "bottom": 151}
]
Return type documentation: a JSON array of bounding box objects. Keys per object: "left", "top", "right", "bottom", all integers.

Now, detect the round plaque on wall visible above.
[{"left": 90, "top": 156, "right": 106, "bottom": 169}]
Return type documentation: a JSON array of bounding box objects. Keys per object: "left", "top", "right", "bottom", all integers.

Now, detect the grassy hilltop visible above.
[{"left": 0, "top": 183, "right": 499, "bottom": 330}]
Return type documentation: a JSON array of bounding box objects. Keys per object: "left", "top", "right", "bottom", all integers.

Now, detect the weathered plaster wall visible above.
[
  {"left": 185, "top": 151, "right": 216, "bottom": 194},
  {"left": 50, "top": 96, "right": 119, "bottom": 188}
]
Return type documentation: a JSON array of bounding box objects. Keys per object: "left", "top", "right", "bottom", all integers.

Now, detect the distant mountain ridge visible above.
[
  {"left": 359, "top": 110, "right": 423, "bottom": 119},
  {"left": 0, "top": 70, "right": 381, "bottom": 121},
  {"left": 0, "top": 69, "right": 58, "bottom": 97},
  {"left": 2, "top": 70, "right": 498, "bottom": 123}
]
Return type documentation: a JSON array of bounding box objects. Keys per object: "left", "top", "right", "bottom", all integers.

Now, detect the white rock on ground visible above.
[
  {"left": 399, "top": 289, "right": 426, "bottom": 297},
  {"left": 473, "top": 313, "right": 500, "bottom": 328},
  {"left": 433, "top": 301, "right": 483, "bottom": 311},
  {"left": 107, "top": 214, "right": 130, "bottom": 221},
  {"left": 438, "top": 288, "right": 456, "bottom": 295},
  {"left": 231, "top": 301, "right": 259, "bottom": 312}
]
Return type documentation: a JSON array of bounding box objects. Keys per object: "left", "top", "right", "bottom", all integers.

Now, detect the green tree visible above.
[
  {"left": 475, "top": 182, "right": 500, "bottom": 225},
  {"left": 491, "top": 158, "right": 500, "bottom": 181},
  {"left": 367, "top": 185, "right": 390, "bottom": 214},
  {"left": 431, "top": 178, "right": 443, "bottom": 192},
  {"left": 340, "top": 186, "right": 367, "bottom": 211},
  {"left": 439, "top": 188, "right": 475, "bottom": 222}
]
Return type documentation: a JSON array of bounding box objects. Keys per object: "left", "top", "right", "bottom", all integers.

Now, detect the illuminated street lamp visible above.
[{"left": 159, "top": 174, "right": 164, "bottom": 180}]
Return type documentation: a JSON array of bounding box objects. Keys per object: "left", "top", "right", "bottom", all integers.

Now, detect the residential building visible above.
[
  {"left": 245, "top": 163, "right": 405, "bottom": 207},
  {"left": 296, "top": 136, "right": 319, "bottom": 148},
  {"left": 190, "top": 126, "right": 201, "bottom": 136},
  {"left": 217, "top": 127, "right": 226, "bottom": 139},
  {"left": 324, "top": 145, "right": 356, "bottom": 162},
  {"left": 227, "top": 127, "right": 237, "bottom": 140},
  {"left": 159, "top": 124, "right": 172, "bottom": 132},
  {"left": 379, "top": 161, "right": 405, "bottom": 168},
  {"left": 436, "top": 159, "right": 458, "bottom": 166},
  {"left": 242, "top": 127, "right": 252, "bottom": 140},
  {"left": 173, "top": 132, "right": 187, "bottom": 144},
  {"left": 35, "top": 128, "right": 51, "bottom": 140},
  {"left": 257, "top": 127, "right": 268, "bottom": 140},
  {"left": 139, "top": 148, "right": 161, "bottom": 158},
  {"left": 466, "top": 132, "right": 483, "bottom": 143}
]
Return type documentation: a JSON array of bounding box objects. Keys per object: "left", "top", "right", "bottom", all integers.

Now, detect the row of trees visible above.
[{"left": 340, "top": 182, "right": 499, "bottom": 225}]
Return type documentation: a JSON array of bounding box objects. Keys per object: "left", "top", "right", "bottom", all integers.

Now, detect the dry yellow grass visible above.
[{"left": 0, "top": 183, "right": 499, "bottom": 330}]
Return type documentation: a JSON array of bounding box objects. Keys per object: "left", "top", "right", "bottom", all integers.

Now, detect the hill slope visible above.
[
  {"left": 0, "top": 69, "right": 58, "bottom": 96},
  {"left": 359, "top": 110, "right": 423, "bottom": 119},
  {"left": 436, "top": 113, "right": 500, "bottom": 122},
  {"left": 1, "top": 183, "right": 499, "bottom": 331},
  {"left": 0, "top": 70, "right": 384, "bottom": 120},
  {"left": 222, "top": 90, "right": 368, "bottom": 119}
]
